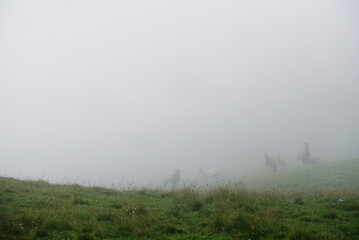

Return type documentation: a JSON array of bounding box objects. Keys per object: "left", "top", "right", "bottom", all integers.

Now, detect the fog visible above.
[{"left": 1, "top": 0, "right": 358, "bottom": 187}]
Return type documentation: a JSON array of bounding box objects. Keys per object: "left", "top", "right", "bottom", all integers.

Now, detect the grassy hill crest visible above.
[{"left": 248, "top": 158, "right": 359, "bottom": 191}]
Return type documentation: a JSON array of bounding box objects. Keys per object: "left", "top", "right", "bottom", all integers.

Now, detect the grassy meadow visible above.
[
  {"left": 1, "top": 159, "right": 359, "bottom": 239},
  {"left": 248, "top": 158, "right": 359, "bottom": 191}
]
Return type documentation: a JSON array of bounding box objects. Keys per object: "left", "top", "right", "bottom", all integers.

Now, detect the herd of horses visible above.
[
  {"left": 297, "top": 142, "right": 324, "bottom": 165},
  {"left": 265, "top": 142, "right": 323, "bottom": 173},
  {"left": 164, "top": 143, "right": 323, "bottom": 189}
]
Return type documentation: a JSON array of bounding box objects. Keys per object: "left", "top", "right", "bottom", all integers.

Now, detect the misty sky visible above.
[{"left": 0, "top": 0, "right": 358, "bottom": 186}]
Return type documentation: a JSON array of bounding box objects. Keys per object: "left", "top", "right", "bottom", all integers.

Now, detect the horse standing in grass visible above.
[
  {"left": 298, "top": 142, "right": 310, "bottom": 165},
  {"left": 264, "top": 153, "right": 277, "bottom": 173},
  {"left": 298, "top": 154, "right": 323, "bottom": 165},
  {"left": 199, "top": 168, "right": 219, "bottom": 181},
  {"left": 163, "top": 169, "right": 180, "bottom": 190},
  {"left": 297, "top": 142, "right": 323, "bottom": 165}
]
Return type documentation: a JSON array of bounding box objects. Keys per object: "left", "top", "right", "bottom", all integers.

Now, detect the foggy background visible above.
[{"left": 1, "top": 0, "right": 358, "bottom": 187}]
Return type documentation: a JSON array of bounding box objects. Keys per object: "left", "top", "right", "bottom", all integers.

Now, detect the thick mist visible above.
[{"left": 1, "top": 0, "right": 358, "bottom": 187}]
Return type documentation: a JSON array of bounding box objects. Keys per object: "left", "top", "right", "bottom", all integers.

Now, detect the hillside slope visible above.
[
  {"left": 1, "top": 174, "right": 359, "bottom": 239},
  {"left": 248, "top": 159, "right": 359, "bottom": 191}
]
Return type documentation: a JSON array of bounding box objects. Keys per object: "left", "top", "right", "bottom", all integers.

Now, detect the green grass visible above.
[
  {"left": 1, "top": 160, "right": 359, "bottom": 239},
  {"left": 248, "top": 159, "right": 359, "bottom": 191}
]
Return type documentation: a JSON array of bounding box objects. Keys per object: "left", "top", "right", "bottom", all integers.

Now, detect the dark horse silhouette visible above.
[
  {"left": 163, "top": 169, "right": 180, "bottom": 190},
  {"left": 297, "top": 142, "right": 322, "bottom": 165},
  {"left": 298, "top": 154, "right": 323, "bottom": 165},
  {"left": 264, "top": 153, "right": 277, "bottom": 173}
]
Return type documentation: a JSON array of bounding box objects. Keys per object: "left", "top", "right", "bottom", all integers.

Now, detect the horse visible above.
[
  {"left": 163, "top": 169, "right": 180, "bottom": 190},
  {"left": 199, "top": 168, "right": 219, "bottom": 181},
  {"left": 264, "top": 153, "right": 277, "bottom": 173},
  {"left": 298, "top": 153, "right": 323, "bottom": 165},
  {"left": 277, "top": 156, "right": 286, "bottom": 168},
  {"left": 298, "top": 142, "right": 311, "bottom": 165}
]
